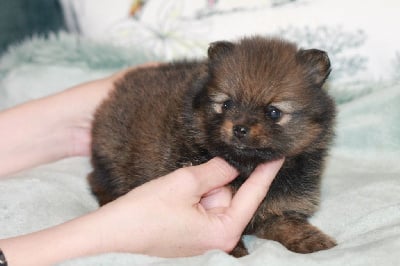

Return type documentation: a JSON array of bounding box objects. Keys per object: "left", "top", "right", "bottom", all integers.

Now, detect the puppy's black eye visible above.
[
  {"left": 266, "top": 106, "right": 282, "bottom": 121},
  {"left": 222, "top": 100, "right": 234, "bottom": 111}
]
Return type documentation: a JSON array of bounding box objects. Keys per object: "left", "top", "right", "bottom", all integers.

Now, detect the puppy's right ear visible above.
[
  {"left": 296, "top": 49, "right": 331, "bottom": 88},
  {"left": 208, "top": 41, "right": 234, "bottom": 60}
]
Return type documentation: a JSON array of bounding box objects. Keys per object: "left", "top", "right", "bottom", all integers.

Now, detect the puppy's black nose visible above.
[{"left": 233, "top": 125, "right": 249, "bottom": 139}]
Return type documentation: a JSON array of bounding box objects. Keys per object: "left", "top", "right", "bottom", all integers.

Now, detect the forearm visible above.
[
  {"left": 0, "top": 200, "right": 152, "bottom": 266},
  {"left": 0, "top": 212, "right": 104, "bottom": 265},
  {"left": 0, "top": 96, "right": 73, "bottom": 177}
]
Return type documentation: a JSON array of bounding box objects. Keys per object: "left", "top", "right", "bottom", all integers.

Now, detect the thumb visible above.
[
  {"left": 227, "top": 158, "right": 284, "bottom": 230},
  {"left": 182, "top": 157, "right": 238, "bottom": 195}
]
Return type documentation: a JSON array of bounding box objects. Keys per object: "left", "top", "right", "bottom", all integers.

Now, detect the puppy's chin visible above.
[
  {"left": 208, "top": 142, "right": 282, "bottom": 177},
  {"left": 227, "top": 146, "right": 281, "bottom": 162}
]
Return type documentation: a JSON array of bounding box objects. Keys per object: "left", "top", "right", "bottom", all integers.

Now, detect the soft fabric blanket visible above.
[{"left": 1, "top": 0, "right": 399, "bottom": 265}]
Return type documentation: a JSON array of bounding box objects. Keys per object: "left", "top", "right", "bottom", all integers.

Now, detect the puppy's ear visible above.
[
  {"left": 297, "top": 49, "right": 331, "bottom": 87},
  {"left": 208, "top": 41, "right": 234, "bottom": 60}
]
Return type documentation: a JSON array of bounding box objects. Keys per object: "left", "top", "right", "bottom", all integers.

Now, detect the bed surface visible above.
[{"left": 1, "top": 1, "right": 399, "bottom": 265}]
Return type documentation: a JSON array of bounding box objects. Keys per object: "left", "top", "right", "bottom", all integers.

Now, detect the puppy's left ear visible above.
[
  {"left": 297, "top": 49, "right": 331, "bottom": 88},
  {"left": 208, "top": 41, "right": 234, "bottom": 60}
]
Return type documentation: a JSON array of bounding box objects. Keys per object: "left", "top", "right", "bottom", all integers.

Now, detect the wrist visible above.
[{"left": 60, "top": 76, "right": 116, "bottom": 157}]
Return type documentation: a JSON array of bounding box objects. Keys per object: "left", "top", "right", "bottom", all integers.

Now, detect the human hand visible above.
[
  {"left": 61, "top": 62, "right": 160, "bottom": 157},
  {"left": 0, "top": 157, "right": 283, "bottom": 265},
  {"left": 0, "top": 63, "right": 158, "bottom": 177},
  {"left": 93, "top": 157, "right": 284, "bottom": 257}
]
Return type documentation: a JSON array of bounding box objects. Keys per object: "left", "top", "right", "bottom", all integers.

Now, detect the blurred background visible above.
[
  {"left": 0, "top": 0, "right": 65, "bottom": 54},
  {"left": 1, "top": 0, "right": 399, "bottom": 82}
]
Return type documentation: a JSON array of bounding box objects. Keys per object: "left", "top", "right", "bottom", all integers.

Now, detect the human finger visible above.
[
  {"left": 180, "top": 157, "right": 238, "bottom": 195},
  {"left": 227, "top": 158, "right": 284, "bottom": 229}
]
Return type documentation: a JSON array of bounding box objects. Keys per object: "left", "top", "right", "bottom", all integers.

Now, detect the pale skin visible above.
[{"left": 0, "top": 64, "right": 284, "bottom": 266}]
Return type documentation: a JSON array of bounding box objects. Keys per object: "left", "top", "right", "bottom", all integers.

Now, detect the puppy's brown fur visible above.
[{"left": 89, "top": 36, "right": 336, "bottom": 256}]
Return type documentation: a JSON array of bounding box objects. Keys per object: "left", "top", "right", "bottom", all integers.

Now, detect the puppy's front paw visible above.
[
  {"left": 256, "top": 216, "right": 336, "bottom": 254},
  {"left": 285, "top": 226, "right": 336, "bottom": 253}
]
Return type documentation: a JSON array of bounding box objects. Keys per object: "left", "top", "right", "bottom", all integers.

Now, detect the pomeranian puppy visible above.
[{"left": 89, "top": 36, "right": 336, "bottom": 256}]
